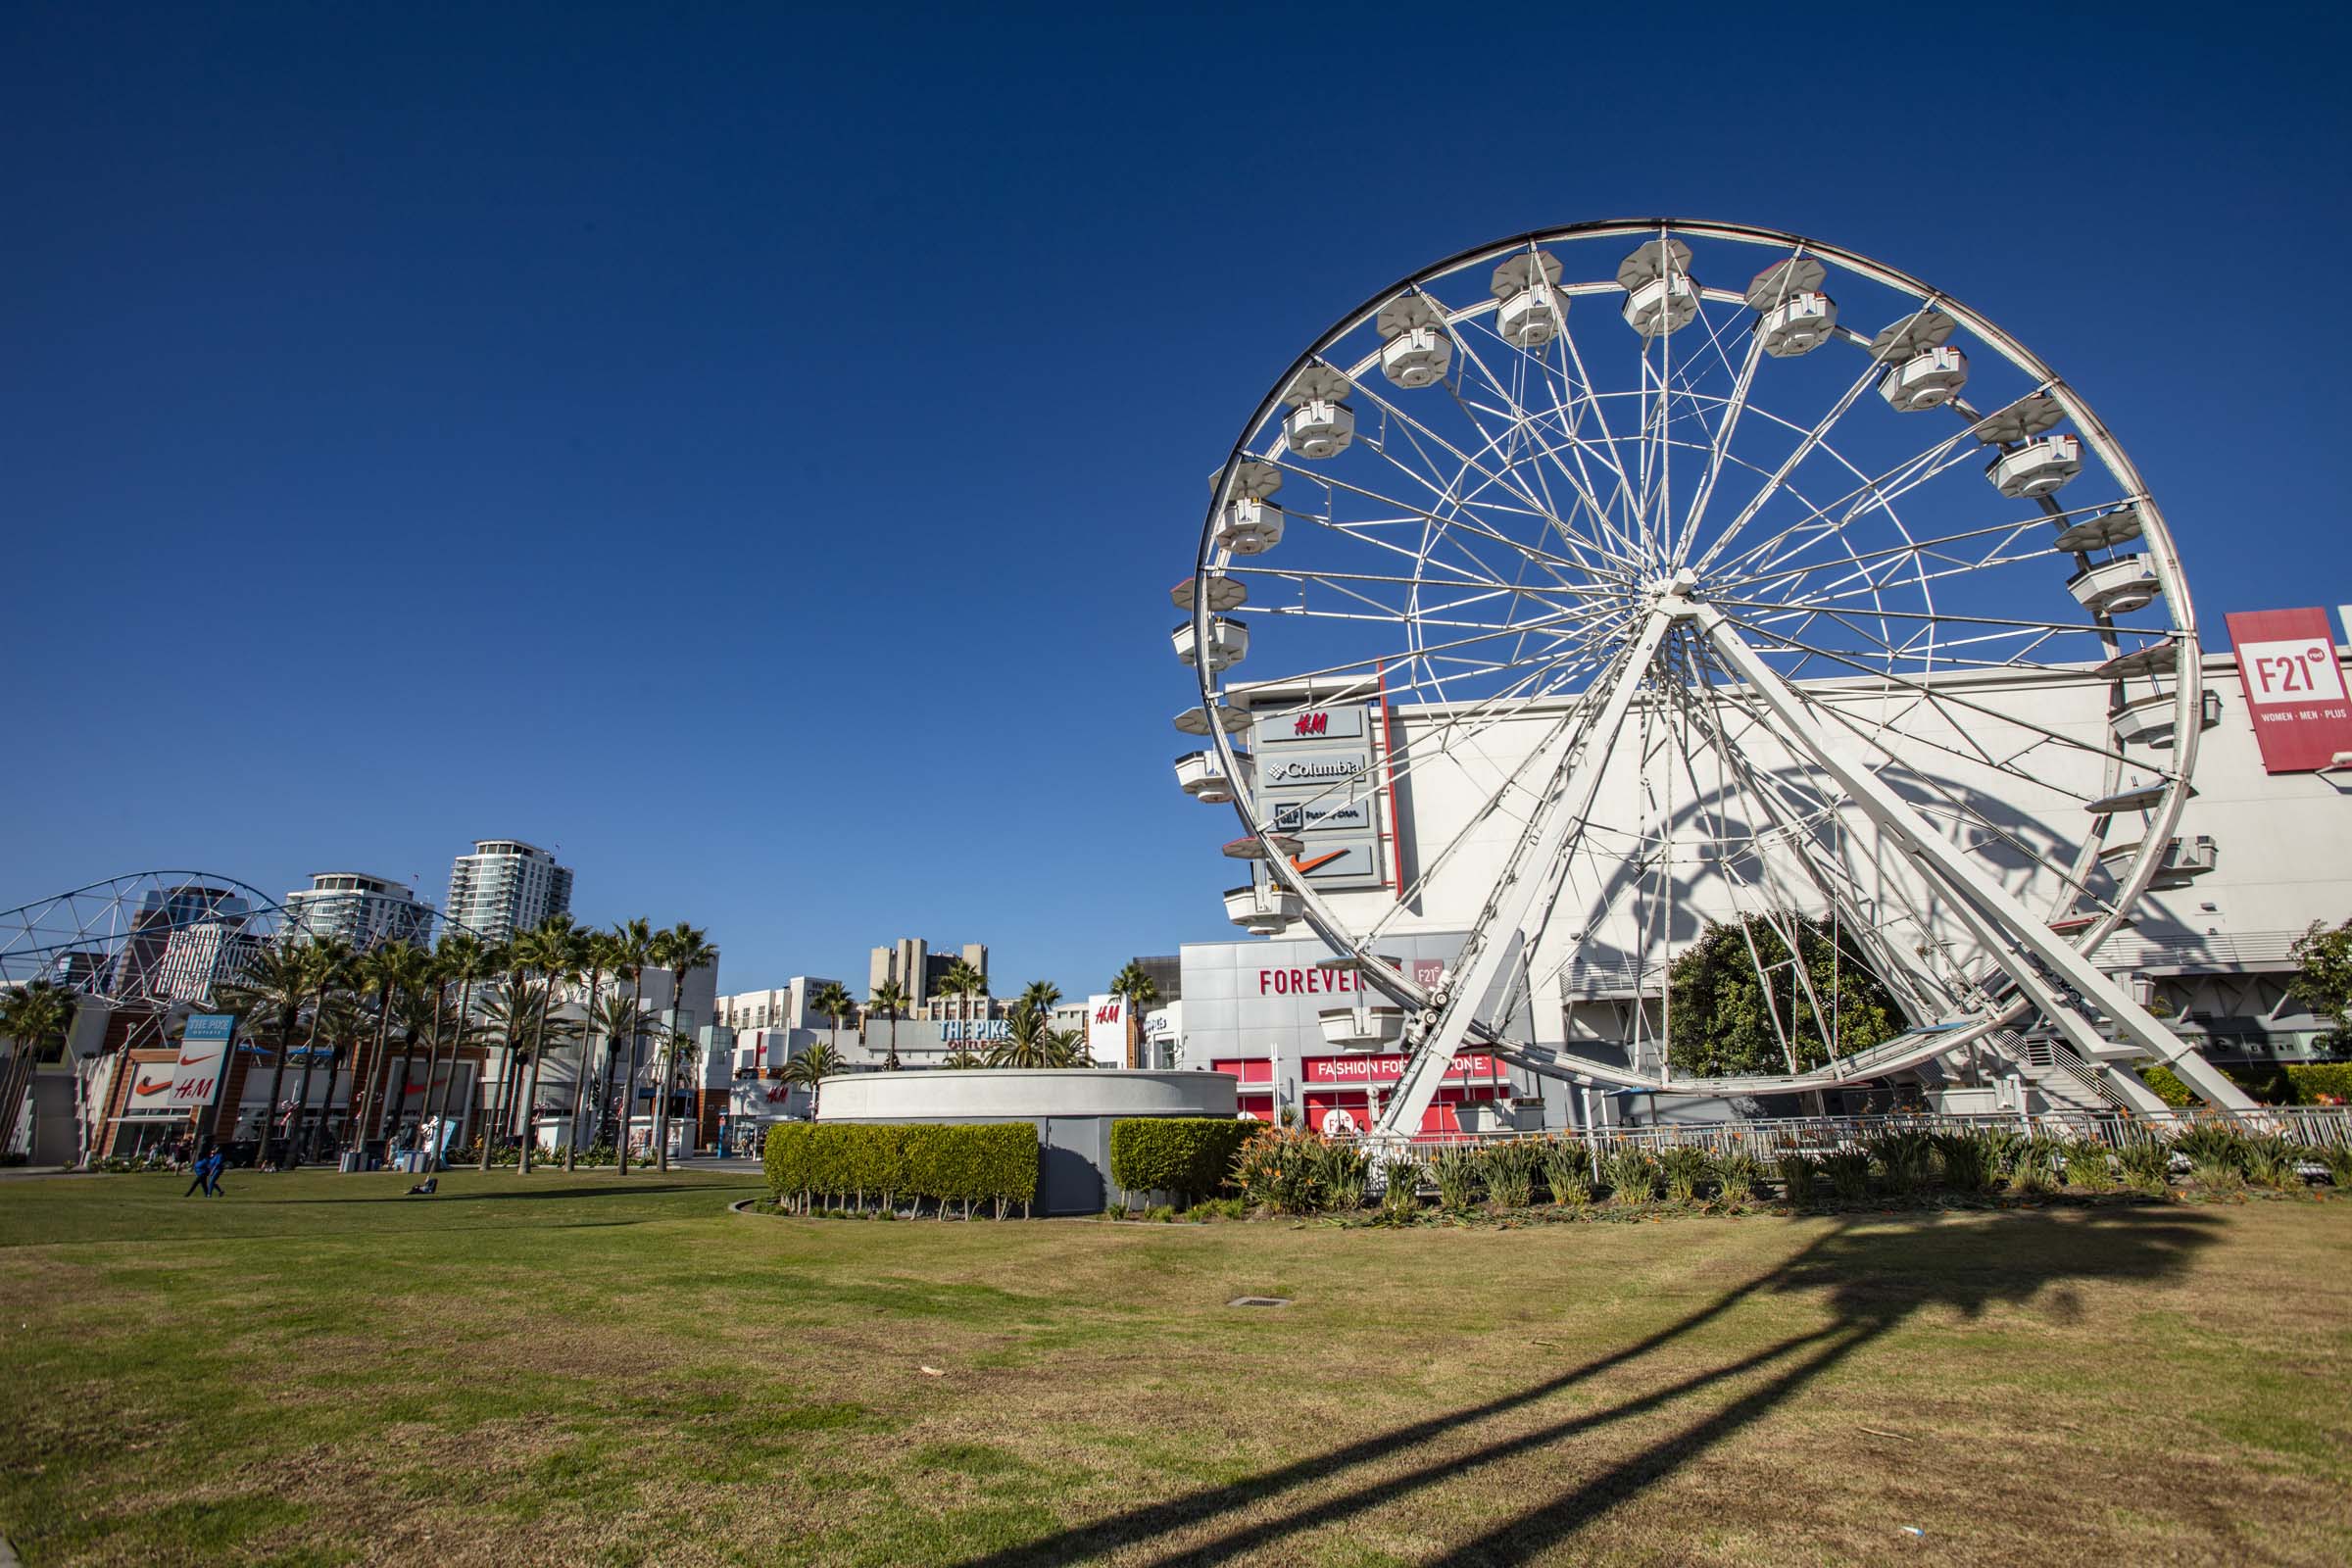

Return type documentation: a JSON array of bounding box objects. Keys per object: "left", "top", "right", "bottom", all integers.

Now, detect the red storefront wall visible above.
[{"left": 1213, "top": 1054, "right": 1508, "bottom": 1134}]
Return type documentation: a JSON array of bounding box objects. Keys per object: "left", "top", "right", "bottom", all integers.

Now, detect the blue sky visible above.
[{"left": 4, "top": 4, "right": 2348, "bottom": 997}]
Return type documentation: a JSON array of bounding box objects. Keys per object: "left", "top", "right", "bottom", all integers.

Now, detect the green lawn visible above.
[{"left": 2, "top": 1169, "right": 2348, "bottom": 1567}]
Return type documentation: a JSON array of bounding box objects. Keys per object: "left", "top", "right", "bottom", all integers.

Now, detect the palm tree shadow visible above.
[{"left": 958, "top": 1207, "right": 2221, "bottom": 1567}]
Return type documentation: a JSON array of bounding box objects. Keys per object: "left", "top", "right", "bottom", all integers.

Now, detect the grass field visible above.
[{"left": 2, "top": 1170, "right": 2348, "bottom": 1567}]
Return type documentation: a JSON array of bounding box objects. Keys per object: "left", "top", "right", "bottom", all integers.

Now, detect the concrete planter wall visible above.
[{"left": 816, "top": 1069, "right": 1239, "bottom": 1215}]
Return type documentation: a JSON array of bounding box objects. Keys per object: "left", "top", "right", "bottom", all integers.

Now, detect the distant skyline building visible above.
[
  {"left": 105, "top": 882, "right": 250, "bottom": 1000},
  {"left": 866, "top": 938, "right": 988, "bottom": 1016},
  {"left": 444, "top": 840, "right": 572, "bottom": 945},
  {"left": 282, "top": 872, "right": 436, "bottom": 950}
]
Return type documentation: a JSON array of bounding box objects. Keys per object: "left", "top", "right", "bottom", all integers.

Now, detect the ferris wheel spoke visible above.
[
  {"left": 1434, "top": 319, "right": 1648, "bottom": 573},
  {"left": 1707, "top": 421, "right": 1990, "bottom": 588},
  {"left": 1711, "top": 608, "right": 2146, "bottom": 773},
  {"left": 1715, "top": 509, "right": 2079, "bottom": 601}
]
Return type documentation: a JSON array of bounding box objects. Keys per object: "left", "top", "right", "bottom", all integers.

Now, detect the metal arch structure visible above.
[
  {"left": 1173, "top": 219, "right": 2257, "bottom": 1143},
  {"left": 0, "top": 871, "right": 498, "bottom": 1017}
]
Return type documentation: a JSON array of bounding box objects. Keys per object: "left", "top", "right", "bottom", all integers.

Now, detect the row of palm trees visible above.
[{"left": 217, "top": 915, "right": 717, "bottom": 1174}]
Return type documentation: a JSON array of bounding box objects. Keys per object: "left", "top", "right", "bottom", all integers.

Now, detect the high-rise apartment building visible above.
[
  {"left": 866, "top": 939, "right": 987, "bottom": 1014},
  {"left": 444, "top": 840, "right": 573, "bottom": 944},
  {"left": 282, "top": 872, "right": 436, "bottom": 951}
]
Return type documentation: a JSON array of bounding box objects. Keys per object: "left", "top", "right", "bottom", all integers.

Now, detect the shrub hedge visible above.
[
  {"left": 1107, "top": 1117, "right": 1252, "bottom": 1201},
  {"left": 763, "top": 1122, "right": 1039, "bottom": 1218},
  {"left": 2140, "top": 1060, "right": 2352, "bottom": 1105}
]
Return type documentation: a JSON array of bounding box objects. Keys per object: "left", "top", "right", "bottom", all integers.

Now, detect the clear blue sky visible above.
[{"left": 4, "top": 4, "right": 2348, "bottom": 997}]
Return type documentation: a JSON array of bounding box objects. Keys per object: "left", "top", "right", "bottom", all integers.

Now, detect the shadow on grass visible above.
[{"left": 958, "top": 1206, "right": 2222, "bottom": 1567}]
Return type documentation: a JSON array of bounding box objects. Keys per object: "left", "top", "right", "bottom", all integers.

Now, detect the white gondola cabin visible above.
[
  {"left": 1175, "top": 749, "right": 1251, "bottom": 804},
  {"left": 2068, "top": 556, "right": 2162, "bottom": 615},
  {"left": 1986, "top": 434, "right": 2082, "bottom": 500},
  {"left": 1172, "top": 615, "right": 1250, "bottom": 673},
  {"left": 1880, "top": 346, "right": 1969, "bottom": 411},
  {"left": 1224, "top": 883, "right": 1303, "bottom": 936}
]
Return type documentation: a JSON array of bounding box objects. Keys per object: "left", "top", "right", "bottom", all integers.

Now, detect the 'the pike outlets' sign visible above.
[{"left": 2228, "top": 608, "right": 2352, "bottom": 773}]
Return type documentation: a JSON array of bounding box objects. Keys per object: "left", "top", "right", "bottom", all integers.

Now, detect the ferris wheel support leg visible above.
[
  {"left": 1373, "top": 605, "right": 1680, "bottom": 1148},
  {"left": 1693, "top": 605, "right": 2257, "bottom": 1115}
]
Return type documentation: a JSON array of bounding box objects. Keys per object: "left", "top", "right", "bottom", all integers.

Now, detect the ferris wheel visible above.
[{"left": 1172, "top": 220, "right": 2257, "bottom": 1138}]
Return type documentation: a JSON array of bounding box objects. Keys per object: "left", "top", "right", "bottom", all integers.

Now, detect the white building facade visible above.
[
  {"left": 444, "top": 840, "right": 572, "bottom": 944},
  {"left": 282, "top": 872, "right": 436, "bottom": 950}
]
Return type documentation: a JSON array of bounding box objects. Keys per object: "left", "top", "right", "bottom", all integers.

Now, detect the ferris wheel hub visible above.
[{"left": 1647, "top": 566, "right": 1702, "bottom": 614}]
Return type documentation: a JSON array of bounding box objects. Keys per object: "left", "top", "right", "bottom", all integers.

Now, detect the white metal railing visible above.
[{"left": 1395, "top": 1104, "right": 2352, "bottom": 1159}]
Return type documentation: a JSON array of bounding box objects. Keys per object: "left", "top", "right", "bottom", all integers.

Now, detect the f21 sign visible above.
[{"left": 2227, "top": 608, "right": 2352, "bottom": 773}]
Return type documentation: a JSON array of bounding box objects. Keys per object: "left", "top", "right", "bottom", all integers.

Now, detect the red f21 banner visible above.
[{"left": 2226, "top": 608, "right": 2352, "bottom": 773}]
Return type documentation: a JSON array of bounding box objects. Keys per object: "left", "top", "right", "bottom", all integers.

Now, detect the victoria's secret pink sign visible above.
[{"left": 1304, "top": 1054, "right": 1499, "bottom": 1084}]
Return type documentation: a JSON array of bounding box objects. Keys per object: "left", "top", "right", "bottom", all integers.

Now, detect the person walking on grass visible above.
[
  {"left": 182, "top": 1144, "right": 212, "bottom": 1198},
  {"left": 204, "top": 1147, "right": 225, "bottom": 1197}
]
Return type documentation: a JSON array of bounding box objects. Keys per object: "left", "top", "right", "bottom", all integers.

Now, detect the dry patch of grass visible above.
[{"left": 1, "top": 1169, "right": 2347, "bottom": 1565}]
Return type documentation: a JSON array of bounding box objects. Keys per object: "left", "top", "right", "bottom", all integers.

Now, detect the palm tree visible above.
[
  {"left": 811, "top": 980, "right": 854, "bottom": 1065},
  {"left": 987, "top": 1003, "right": 1060, "bottom": 1069},
  {"left": 1046, "top": 1025, "right": 1090, "bottom": 1068},
  {"left": 285, "top": 938, "right": 355, "bottom": 1164},
  {"left": 1110, "top": 960, "right": 1161, "bottom": 1069},
  {"left": 0, "top": 981, "right": 72, "bottom": 1157},
  {"left": 563, "top": 930, "right": 621, "bottom": 1171},
  {"left": 427, "top": 932, "right": 501, "bottom": 1161},
  {"left": 348, "top": 941, "right": 429, "bottom": 1156},
  {"left": 220, "top": 941, "right": 314, "bottom": 1169},
  {"left": 783, "top": 1040, "right": 841, "bottom": 1116},
  {"left": 937, "top": 957, "right": 983, "bottom": 1051},
  {"left": 867, "top": 979, "right": 908, "bottom": 1071},
  {"left": 477, "top": 980, "right": 544, "bottom": 1168},
  {"left": 604, "top": 919, "right": 655, "bottom": 1171},
  {"left": 646, "top": 922, "right": 717, "bottom": 1173},
  {"left": 1018, "top": 979, "right": 1062, "bottom": 1017},
  {"left": 588, "top": 991, "right": 651, "bottom": 1158},
  {"left": 511, "top": 915, "right": 587, "bottom": 1174}
]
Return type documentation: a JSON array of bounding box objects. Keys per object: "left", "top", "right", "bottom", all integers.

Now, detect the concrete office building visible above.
[
  {"left": 445, "top": 840, "right": 572, "bottom": 944},
  {"left": 282, "top": 872, "right": 435, "bottom": 950},
  {"left": 867, "top": 938, "right": 989, "bottom": 1018}
]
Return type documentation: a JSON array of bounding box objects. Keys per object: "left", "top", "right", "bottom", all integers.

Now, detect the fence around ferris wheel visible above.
[{"left": 1394, "top": 1104, "right": 2352, "bottom": 1162}]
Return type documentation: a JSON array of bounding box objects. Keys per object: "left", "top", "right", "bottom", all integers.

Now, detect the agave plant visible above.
[
  {"left": 1379, "top": 1156, "right": 1425, "bottom": 1220},
  {"left": 1429, "top": 1146, "right": 1485, "bottom": 1211},
  {"left": 2065, "top": 1141, "right": 2118, "bottom": 1194},
  {"left": 2171, "top": 1122, "right": 2250, "bottom": 1176},
  {"left": 2242, "top": 1136, "right": 2307, "bottom": 1192},
  {"left": 2115, "top": 1133, "right": 2176, "bottom": 1194},
  {"left": 1317, "top": 1140, "right": 1372, "bottom": 1210},
  {"left": 1600, "top": 1144, "right": 1656, "bottom": 1205},
  {"left": 1776, "top": 1152, "right": 1820, "bottom": 1207},
  {"left": 1541, "top": 1137, "right": 1593, "bottom": 1207},
  {"left": 2008, "top": 1136, "right": 2064, "bottom": 1196},
  {"left": 1864, "top": 1130, "right": 1936, "bottom": 1196},
  {"left": 1821, "top": 1150, "right": 1874, "bottom": 1201},
  {"left": 1931, "top": 1131, "right": 1994, "bottom": 1195},
  {"left": 2317, "top": 1144, "right": 2352, "bottom": 1190},
  {"left": 1480, "top": 1140, "right": 1542, "bottom": 1208},
  {"left": 1657, "top": 1145, "right": 1712, "bottom": 1204},
  {"left": 1713, "top": 1150, "right": 1767, "bottom": 1204}
]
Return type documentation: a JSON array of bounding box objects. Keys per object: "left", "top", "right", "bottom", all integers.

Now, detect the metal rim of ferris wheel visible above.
[{"left": 1172, "top": 219, "right": 2257, "bottom": 1134}]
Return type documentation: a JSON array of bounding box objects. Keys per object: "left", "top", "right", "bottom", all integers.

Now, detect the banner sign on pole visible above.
[
  {"left": 172, "top": 1015, "right": 235, "bottom": 1111},
  {"left": 2226, "top": 608, "right": 2352, "bottom": 773}
]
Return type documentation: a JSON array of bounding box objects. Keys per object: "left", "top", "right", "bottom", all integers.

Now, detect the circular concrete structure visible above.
[{"left": 817, "top": 1069, "right": 1239, "bottom": 1215}]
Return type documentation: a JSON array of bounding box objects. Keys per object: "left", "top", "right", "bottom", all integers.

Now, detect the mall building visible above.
[{"left": 1178, "top": 620, "right": 2352, "bottom": 1132}]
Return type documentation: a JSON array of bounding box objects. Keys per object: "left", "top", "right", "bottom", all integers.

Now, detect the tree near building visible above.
[
  {"left": 867, "top": 979, "right": 908, "bottom": 1071},
  {"left": 1664, "top": 913, "right": 1902, "bottom": 1078},
  {"left": 604, "top": 919, "right": 655, "bottom": 1172},
  {"left": 2288, "top": 916, "right": 2352, "bottom": 1046},
  {"left": 785, "top": 1040, "right": 841, "bottom": 1115},
  {"left": 1109, "top": 961, "right": 1160, "bottom": 1069},
  {"left": 646, "top": 922, "right": 717, "bottom": 1172},
  {"left": 0, "top": 980, "right": 73, "bottom": 1158}
]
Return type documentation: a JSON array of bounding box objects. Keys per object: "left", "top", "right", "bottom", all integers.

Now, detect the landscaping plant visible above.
[
  {"left": 1600, "top": 1144, "right": 1656, "bottom": 1205},
  {"left": 1657, "top": 1145, "right": 1712, "bottom": 1204},
  {"left": 1931, "top": 1131, "right": 1993, "bottom": 1195},
  {"left": 1317, "top": 1140, "right": 1371, "bottom": 1211},
  {"left": 1479, "top": 1140, "right": 1542, "bottom": 1208},
  {"left": 1378, "top": 1157, "right": 1424, "bottom": 1221},
  {"left": 1712, "top": 1150, "right": 1766, "bottom": 1204},
  {"left": 1429, "top": 1146, "right": 1485, "bottom": 1211},
  {"left": 2115, "top": 1133, "right": 2175, "bottom": 1195},
  {"left": 1863, "top": 1129, "right": 1935, "bottom": 1196},
  {"left": 1540, "top": 1137, "right": 1592, "bottom": 1207},
  {"left": 1822, "top": 1150, "right": 1873, "bottom": 1201},
  {"left": 1234, "top": 1128, "right": 1329, "bottom": 1215},
  {"left": 2064, "top": 1141, "right": 2117, "bottom": 1195},
  {"left": 1775, "top": 1152, "right": 1819, "bottom": 1206}
]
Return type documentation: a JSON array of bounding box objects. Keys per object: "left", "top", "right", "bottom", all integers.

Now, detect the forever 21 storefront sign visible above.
[{"left": 1256, "top": 704, "right": 1387, "bottom": 890}]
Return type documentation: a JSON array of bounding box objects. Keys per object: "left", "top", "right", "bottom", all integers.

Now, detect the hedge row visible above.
[
  {"left": 1107, "top": 1117, "right": 1253, "bottom": 1201},
  {"left": 763, "top": 1122, "right": 1039, "bottom": 1218},
  {"left": 2139, "top": 1061, "right": 2352, "bottom": 1106}
]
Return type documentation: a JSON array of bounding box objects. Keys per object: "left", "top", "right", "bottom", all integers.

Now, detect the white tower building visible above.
[{"left": 444, "top": 841, "right": 573, "bottom": 945}]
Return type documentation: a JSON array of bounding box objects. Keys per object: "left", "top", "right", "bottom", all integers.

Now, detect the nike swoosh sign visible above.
[
  {"left": 1291, "top": 850, "right": 1347, "bottom": 874},
  {"left": 177, "top": 1054, "right": 204, "bottom": 1066}
]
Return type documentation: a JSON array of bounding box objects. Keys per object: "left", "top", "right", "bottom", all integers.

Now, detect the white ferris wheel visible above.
[{"left": 1172, "top": 220, "right": 2257, "bottom": 1141}]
